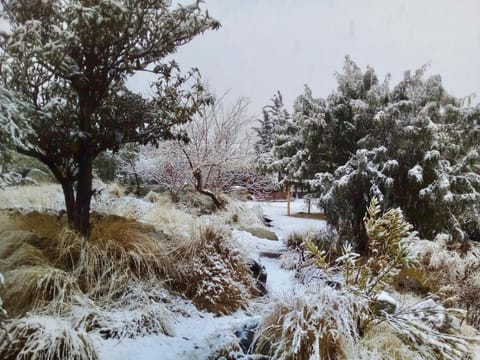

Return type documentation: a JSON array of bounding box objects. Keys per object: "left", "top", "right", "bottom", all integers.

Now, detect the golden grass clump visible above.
[
  {"left": 2, "top": 266, "right": 81, "bottom": 317},
  {"left": 357, "top": 322, "right": 422, "bottom": 360},
  {"left": 107, "top": 183, "right": 125, "bottom": 197},
  {"left": 0, "top": 316, "right": 98, "bottom": 360},
  {"left": 169, "top": 225, "right": 257, "bottom": 315},
  {"left": 392, "top": 267, "right": 439, "bottom": 296},
  {"left": 0, "top": 242, "right": 50, "bottom": 270},
  {"left": 66, "top": 215, "right": 171, "bottom": 299},
  {"left": 5, "top": 211, "right": 65, "bottom": 241},
  {"left": 0, "top": 202, "right": 259, "bottom": 322},
  {"left": 254, "top": 286, "right": 366, "bottom": 360}
]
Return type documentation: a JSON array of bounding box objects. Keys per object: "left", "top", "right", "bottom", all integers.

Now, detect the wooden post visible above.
[{"left": 287, "top": 185, "right": 291, "bottom": 216}]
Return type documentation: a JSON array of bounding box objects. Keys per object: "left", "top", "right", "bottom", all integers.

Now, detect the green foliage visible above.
[
  {"left": 263, "top": 57, "right": 480, "bottom": 246},
  {"left": 0, "top": 0, "right": 219, "bottom": 234},
  {"left": 93, "top": 151, "right": 116, "bottom": 182},
  {"left": 303, "top": 199, "right": 477, "bottom": 359},
  {"left": 307, "top": 198, "right": 415, "bottom": 295}
]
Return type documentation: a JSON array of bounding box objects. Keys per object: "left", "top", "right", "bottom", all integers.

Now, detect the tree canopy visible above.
[
  {"left": 0, "top": 0, "right": 220, "bottom": 235},
  {"left": 257, "top": 57, "right": 480, "bottom": 251}
]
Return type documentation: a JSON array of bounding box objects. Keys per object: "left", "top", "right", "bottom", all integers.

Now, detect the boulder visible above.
[{"left": 243, "top": 227, "right": 278, "bottom": 241}]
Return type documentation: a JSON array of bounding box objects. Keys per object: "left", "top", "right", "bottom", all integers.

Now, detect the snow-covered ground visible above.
[{"left": 97, "top": 199, "right": 326, "bottom": 359}]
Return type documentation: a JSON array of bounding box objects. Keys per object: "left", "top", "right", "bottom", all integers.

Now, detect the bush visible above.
[
  {"left": 254, "top": 286, "right": 367, "bottom": 360},
  {"left": 0, "top": 316, "right": 97, "bottom": 360},
  {"left": 172, "top": 225, "right": 257, "bottom": 315}
]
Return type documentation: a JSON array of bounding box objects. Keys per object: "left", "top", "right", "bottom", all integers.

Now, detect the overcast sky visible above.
[{"left": 131, "top": 0, "right": 480, "bottom": 115}]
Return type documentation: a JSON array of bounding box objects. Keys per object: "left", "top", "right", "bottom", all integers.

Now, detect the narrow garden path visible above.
[{"left": 98, "top": 200, "right": 326, "bottom": 359}]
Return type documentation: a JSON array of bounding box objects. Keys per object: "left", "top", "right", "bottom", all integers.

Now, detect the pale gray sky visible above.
[{"left": 130, "top": 0, "right": 480, "bottom": 115}]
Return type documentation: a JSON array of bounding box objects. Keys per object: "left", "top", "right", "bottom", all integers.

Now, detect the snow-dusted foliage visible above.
[
  {"left": 178, "top": 96, "right": 254, "bottom": 199},
  {"left": 0, "top": 315, "right": 98, "bottom": 360},
  {"left": 292, "top": 199, "right": 477, "bottom": 359},
  {"left": 116, "top": 142, "right": 191, "bottom": 198},
  {"left": 0, "top": 0, "right": 219, "bottom": 234},
  {"left": 254, "top": 285, "right": 368, "bottom": 360},
  {"left": 116, "top": 96, "right": 255, "bottom": 204},
  {"left": 0, "top": 84, "right": 28, "bottom": 163},
  {"left": 262, "top": 56, "right": 480, "bottom": 245},
  {"left": 268, "top": 92, "right": 303, "bottom": 181}
]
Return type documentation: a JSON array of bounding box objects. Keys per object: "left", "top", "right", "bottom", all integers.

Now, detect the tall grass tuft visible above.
[
  {"left": 254, "top": 285, "right": 367, "bottom": 360},
  {"left": 168, "top": 225, "right": 257, "bottom": 315},
  {"left": 0, "top": 316, "right": 97, "bottom": 360},
  {"left": 3, "top": 266, "right": 81, "bottom": 317}
]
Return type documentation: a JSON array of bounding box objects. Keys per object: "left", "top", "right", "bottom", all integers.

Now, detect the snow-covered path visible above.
[{"left": 98, "top": 200, "right": 326, "bottom": 360}]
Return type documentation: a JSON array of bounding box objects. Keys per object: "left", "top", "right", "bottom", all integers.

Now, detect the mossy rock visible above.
[{"left": 244, "top": 227, "right": 278, "bottom": 241}]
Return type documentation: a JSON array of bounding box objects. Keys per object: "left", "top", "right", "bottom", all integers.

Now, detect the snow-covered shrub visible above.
[
  {"left": 286, "top": 227, "right": 341, "bottom": 266},
  {"left": 413, "top": 239, "right": 480, "bottom": 329},
  {"left": 0, "top": 316, "right": 97, "bottom": 360},
  {"left": 208, "top": 330, "right": 243, "bottom": 360},
  {"left": 106, "top": 182, "right": 125, "bottom": 197},
  {"left": 142, "top": 198, "right": 197, "bottom": 238},
  {"left": 304, "top": 198, "right": 416, "bottom": 296},
  {"left": 254, "top": 285, "right": 368, "bottom": 360},
  {"left": 301, "top": 199, "right": 477, "bottom": 358},
  {"left": 379, "top": 299, "right": 475, "bottom": 360},
  {"left": 222, "top": 201, "right": 265, "bottom": 229},
  {"left": 69, "top": 284, "right": 174, "bottom": 339},
  {"left": 280, "top": 251, "right": 302, "bottom": 271},
  {"left": 173, "top": 225, "right": 257, "bottom": 315},
  {"left": 266, "top": 58, "right": 480, "bottom": 247}
]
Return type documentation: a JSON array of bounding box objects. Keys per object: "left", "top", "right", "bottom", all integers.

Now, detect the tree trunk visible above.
[
  {"left": 60, "top": 180, "right": 76, "bottom": 226},
  {"left": 193, "top": 168, "right": 223, "bottom": 209},
  {"left": 74, "top": 145, "right": 94, "bottom": 237},
  {"left": 287, "top": 185, "right": 291, "bottom": 216},
  {"left": 134, "top": 172, "right": 141, "bottom": 195}
]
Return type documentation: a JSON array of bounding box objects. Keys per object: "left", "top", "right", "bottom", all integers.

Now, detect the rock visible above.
[
  {"left": 25, "top": 169, "right": 53, "bottom": 183},
  {"left": 243, "top": 227, "right": 278, "bottom": 241},
  {"left": 374, "top": 291, "right": 398, "bottom": 315},
  {"left": 248, "top": 259, "right": 267, "bottom": 295},
  {"left": 234, "top": 319, "right": 260, "bottom": 354},
  {"left": 261, "top": 215, "right": 273, "bottom": 227},
  {"left": 143, "top": 184, "right": 167, "bottom": 195},
  {"left": 259, "top": 251, "right": 285, "bottom": 259}
]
